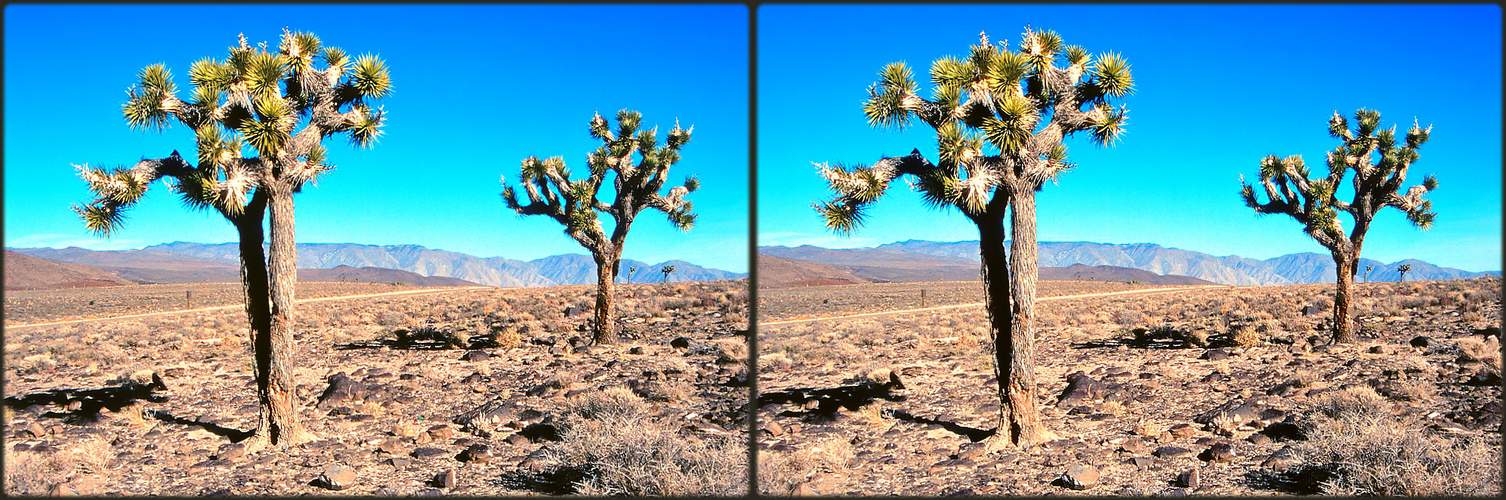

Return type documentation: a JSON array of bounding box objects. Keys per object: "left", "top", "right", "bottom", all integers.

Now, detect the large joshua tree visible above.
[
  {"left": 1241, "top": 109, "right": 1436, "bottom": 343},
  {"left": 503, "top": 110, "right": 697, "bottom": 345},
  {"left": 815, "top": 29, "right": 1133, "bottom": 449},
  {"left": 73, "top": 30, "right": 390, "bottom": 449}
]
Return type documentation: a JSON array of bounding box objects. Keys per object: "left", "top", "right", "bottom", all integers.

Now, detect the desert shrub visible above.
[
  {"left": 542, "top": 388, "right": 745, "bottom": 496},
  {"left": 3, "top": 436, "right": 112, "bottom": 496},
  {"left": 1456, "top": 337, "right": 1502, "bottom": 370},
  {"left": 1386, "top": 380, "right": 1435, "bottom": 403},
  {"left": 1230, "top": 324, "right": 1262, "bottom": 347},
  {"left": 1289, "top": 388, "right": 1501, "bottom": 495},
  {"left": 757, "top": 435, "right": 854, "bottom": 495}
]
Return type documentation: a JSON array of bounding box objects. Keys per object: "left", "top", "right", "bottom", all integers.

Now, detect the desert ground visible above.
[
  {"left": 4, "top": 280, "right": 749, "bottom": 496},
  {"left": 757, "top": 277, "right": 1501, "bottom": 496}
]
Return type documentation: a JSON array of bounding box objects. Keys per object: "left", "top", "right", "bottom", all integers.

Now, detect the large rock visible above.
[
  {"left": 1058, "top": 464, "right": 1100, "bottom": 490},
  {"left": 1057, "top": 372, "right": 1108, "bottom": 406},
  {"left": 317, "top": 372, "right": 365, "bottom": 409},
  {"left": 316, "top": 464, "right": 358, "bottom": 491}
]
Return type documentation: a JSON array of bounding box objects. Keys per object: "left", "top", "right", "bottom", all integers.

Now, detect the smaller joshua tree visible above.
[
  {"left": 503, "top": 110, "right": 697, "bottom": 344},
  {"left": 1364, "top": 264, "right": 1374, "bottom": 283},
  {"left": 1242, "top": 108, "right": 1436, "bottom": 343},
  {"left": 661, "top": 264, "right": 676, "bottom": 283},
  {"left": 1398, "top": 264, "right": 1412, "bottom": 282},
  {"left": 627, "top": 265, "right": 638, "bottom": 284}
]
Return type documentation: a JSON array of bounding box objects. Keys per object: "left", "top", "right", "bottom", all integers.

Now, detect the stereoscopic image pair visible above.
[{"left": 3, "top": 4, "right": 1500, "bottom": 497}]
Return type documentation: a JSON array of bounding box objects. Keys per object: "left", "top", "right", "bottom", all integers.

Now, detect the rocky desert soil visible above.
[
  {"left": 4, "top": 280, "right": 750, "bottom": 496},
  {"left": 757, "top": 277, "right": 1502, "bottom": 496}
]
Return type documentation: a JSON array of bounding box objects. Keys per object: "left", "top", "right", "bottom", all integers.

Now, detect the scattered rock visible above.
[
  {"left": 1057, "top": 371, "right": 1109, "bottom": 406},
  {"left": 1200, "top": 349, "right": 1230, "bottom": 361},
  {"left": 1168, "top": 423, "right": 1198, "bottom": 437},
  {"left": 384, "top": 457, "right": 413, "bottom": 469},
  {"left": 457, "top": 444, "right": 492, "bottom": 463},
  {"left": 26, "top": 422, "right": 46, "bottom": 438},
  {"left": 316, "top": 465, "right": 358, "bottom": 491},
  {"left": 460, "top": 350, "right": 490, "bottom": 362},
  {"left": 1410, "top": 336, "right": 1431, "bottom": 349},
  {"left": 791, "top": 483, "right": 818, "bottom": 496},
  {"left": 764, "top": 420, "right": 784, "bottom": 437},
  {"left": 1154, "top": 446, "right": 1194, "bottom": 458},
  {"left": 1246, "top": 432, "right": 1272, "bottom": 445},
  {"left": 1123, "top": 456, "right": 1154, "bottom": 469},
  {"left": 427, "top": 424, "right": 454, "bottom": 440},
  {"left": 1260, "top": 445, "right": 1302, "bottom": 471},
  {"left": 1057, "top": 464, "right": 1100, "bottom": 490},
  {"left": 1199, "top": 443, "right": 1236, "bottom": 462},
  {"left": 411, "top": 447, "right": 448, "bottom": 459},
  {"left": 317, "top": 372, "right": 365, "bottom": 409},
  {"left": 1176, "top": 468, "right": 1200, "bottom": 489},
  {"left": 48, "top": 483, "right": 80, "bottom": 496},
  {"left": 669, "top": 337, "right": 692, "bottom": 349},
  {"left": 433, "top": 469, "right": 456, "bottom": 489}
]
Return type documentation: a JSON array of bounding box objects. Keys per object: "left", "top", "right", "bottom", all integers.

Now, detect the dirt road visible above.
[
  {"left": 759, "top": 285, "right": 1227, "bottom": 327},
  {"left": 5, "top": 286, "right": 494, "bottom": 330}
]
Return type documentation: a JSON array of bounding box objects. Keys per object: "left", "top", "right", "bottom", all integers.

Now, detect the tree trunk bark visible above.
[
  {"left": 592, "top": 251, "right": 618, "bottom": 345},
  {"left": 1000, "top": 185, "right": 1056, "bottom": 449},
  {"left": 1331, "top": 249, "right": 1356, "bottom": 343},
  {"left": 232, "top": 193, "right": 273, "bottom": 447},
  {"left": 259, "top": 185, "right": 313, "bottom": 446},
  {"left": 976, "top": 212, "right": 1019, "bottom": 452}
]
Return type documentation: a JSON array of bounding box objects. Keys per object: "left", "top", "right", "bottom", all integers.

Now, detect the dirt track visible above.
[
  {"left": 759, "top": 285, "right": 1227, "bottom": 327},
  {"left": 5, "top": 286, "right": 493, "bottom": 330}
]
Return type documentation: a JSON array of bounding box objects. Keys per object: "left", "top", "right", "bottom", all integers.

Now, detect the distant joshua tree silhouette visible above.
[
  {"left": 1363, "top": 264, "right": 1373, "bottom": 283},
  {"left": 661, "top": 264, "right": 676, "bottom": 283},
  {"left": 1398, "top": 264, "right": 1412, "bottom": 282},
  {"left": 1242, "top": 108, "right": 1436, "bottom": 343},
  {"left": 627, "top": 265, "right": 638, "bottom": 284}
]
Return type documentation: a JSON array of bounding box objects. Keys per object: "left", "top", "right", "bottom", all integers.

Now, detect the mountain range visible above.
[
  {"left": 10, "top": 242, "right": 744, "bottom": 288},
  {"left": 760, "top": 240, "right": 1498, "bottom": 286}
]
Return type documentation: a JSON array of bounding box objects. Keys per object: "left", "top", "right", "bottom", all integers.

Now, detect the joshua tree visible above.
[
  {"left": 73, "top": 30, "right": 389, "bottom": 449},
  {"left": 661, "top": 264, "right": 676, "bottom": 283},
  {"left": 503, "top": 110, "right": 697, "bottom": 344},
  {"left": 1241, "top": 109, "right": 1435, "bottom": 343},
  {"left": 627, "top": 265, "right": 638, "bottom": 284},
  {"left": 1398, "top": 263, "right": 1412, "bottom": 282},
  {"left": 1363, "top": 264, "right": 1374, "bottom": 283},
  {"left": 815, "top": 29, "right": 1133, "bottom": 449}
]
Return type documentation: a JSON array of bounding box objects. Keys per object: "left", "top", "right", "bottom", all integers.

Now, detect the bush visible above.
[
  {"left": 541, "top": 388, "right": 746, "bottom": 496},
  {"left": 1287, "top": 386, "right": 1501, "bottom": 495}
]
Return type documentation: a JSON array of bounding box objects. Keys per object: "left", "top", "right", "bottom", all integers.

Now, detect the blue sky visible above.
[
  {"left": 4, "top": 4, "right": 750, "bottom": 273},
  {"left": 758, "top": 4, "right": 1502, "bottom": 273}
]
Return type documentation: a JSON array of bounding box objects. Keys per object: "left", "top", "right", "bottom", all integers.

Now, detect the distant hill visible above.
[
  {"left": 3, "top": 250, "right": 134, "bottom": 290},
  {"left": 299, "top": 265, "right": 479, "bottom": 286},
  {"left": 761, "top": 240, "right": 1498, "bottom": 286},
  {"left": 757, "top": 254, "right": 869, "bottom": 288},
  {"left": 11, "top": 242, "right": 743, "bottom": 288},
  {"left": 758, "top": 245, "right": 980, "bottom": 282},
  {"left": 1039, "top": 264, "right": 1217, "bottom": 285}
]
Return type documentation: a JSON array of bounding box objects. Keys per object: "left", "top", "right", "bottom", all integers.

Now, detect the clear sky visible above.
[
  {"left": 4, "top": 4, "right": 750, "bottom": 273},
  {"left": 758, "top": 4, "right": 1502, "bottom": 273}
]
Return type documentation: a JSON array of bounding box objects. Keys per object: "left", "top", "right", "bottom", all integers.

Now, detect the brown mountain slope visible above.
[
  {"left": 4, "top": 250, "right": 134, "bottom": 290},
  {"left": 758, "top": 255, "right": 870, "bottom": 288},
  {"left": 1040, "top": 264, "right": 1218, "bottom": 285}
]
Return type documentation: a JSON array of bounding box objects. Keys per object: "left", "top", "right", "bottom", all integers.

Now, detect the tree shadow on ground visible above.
[
  {"left": 4, "top": 375, "right": 170, "bottom": 425},
  {"left": 495, "top": 466, "right": 592, "bottom": 495},
  {"left": 335, "top": 325, "right": 502, "bottom": 350},
  {"left": 1071, "top": 326, "right": 1236, "bottom": 350},
  {"left": 757, "top": 378, "right": 906, "bottom": 425},
  {"left": 1240, "top": 465, "right": 1339, "bottom": 495},
  {"left": 880, "top": 407, "right": 995, "bottom": 442},
  {"left": 145, "top": 409, "right": 256, "bottom": 443}
]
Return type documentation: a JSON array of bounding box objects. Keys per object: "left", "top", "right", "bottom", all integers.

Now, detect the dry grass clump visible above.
[
  {"left": 1455, "top": 337, "right": 1501, "bottom": 373},
  {"left": 1284, "top": 386, "right": 1501, "bottom": 496},
  {"left": 3, "top": 436, "right": 113, "bottom": 496},
  {"left": 540, "top": 388, "right": 745, "bottom": 496},
  {"left": 757, "top": 435, "right": 855, "bottom": 495}
]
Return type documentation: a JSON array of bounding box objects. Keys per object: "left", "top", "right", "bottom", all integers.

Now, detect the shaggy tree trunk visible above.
[
  {"left": 1330, "top": 249, "right": 1357, "bottom": 343},
  {"left": 259, "top": 186, "right": 313, "bottom": 446},
  {"left": 591, "top": 250, "right": 619, "bottom": 345},
  {"left": 233, "top": 193, "right": 274, "bottom": 446},
  {"left": 976, "top": 210, "right": 1020, "bottom": 451},
  {"left": 1001, "top": 186, "right": 1056, "bottom": 449}
]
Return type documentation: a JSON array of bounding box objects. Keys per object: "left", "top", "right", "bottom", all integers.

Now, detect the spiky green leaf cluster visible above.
[{"left": 1242, "top": 108, "right": 1439, "bottom": 251}]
